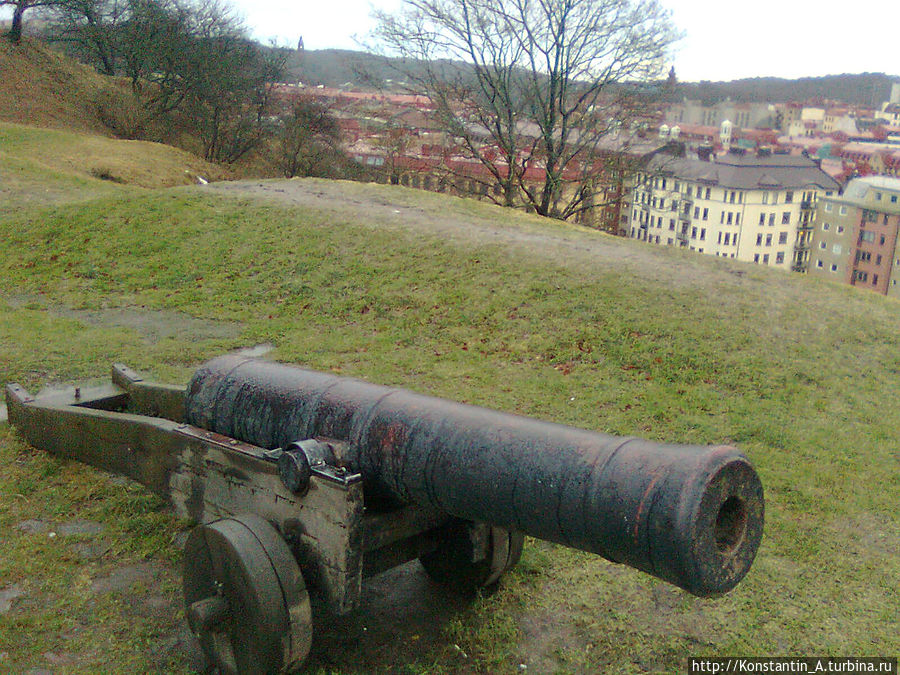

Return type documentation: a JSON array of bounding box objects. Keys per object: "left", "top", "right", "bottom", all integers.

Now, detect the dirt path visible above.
[{"left": 201, "top": 178, "right": 750, "bottom": 290}]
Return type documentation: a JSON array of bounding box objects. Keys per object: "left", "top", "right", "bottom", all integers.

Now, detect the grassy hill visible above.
[
  {"left": 0, "top": 38, "right": 232, "bottom": 188},
  {"left": 0, "top": 122, "right": 227, "bottom": 200},
  {"left": 0, "top": 37, "right": 130, "bottom": 135},
  {"left": 0, "top": 128, "right": 898, "bottom": 672}
]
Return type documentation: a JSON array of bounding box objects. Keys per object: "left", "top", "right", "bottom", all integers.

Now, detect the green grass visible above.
[
  {"left": 0, "top": 122, "right": 224, "bottom": 194},
  {"left": 0, "top": 161, "right": 897, "bottom": 672}
]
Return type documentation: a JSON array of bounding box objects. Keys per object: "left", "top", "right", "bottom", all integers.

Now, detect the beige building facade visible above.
[
  {"left": 808, "top": 176, "right": 900, "bottom": 295},
  {"left": 626, "top": 150, "right": 839, "bottom": 271}
]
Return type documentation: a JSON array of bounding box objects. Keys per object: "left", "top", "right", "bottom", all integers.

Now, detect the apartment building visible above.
[
  {"left": 626, "top": 149, "right": 840, "bottom": 271},
  {"left": 808, "top": 176, "right": 900, "bottom": 295}
]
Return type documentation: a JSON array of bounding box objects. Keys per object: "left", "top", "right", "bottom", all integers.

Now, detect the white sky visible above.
[
  {"left": 227, "top": 0, "right": 899, "bottom": 82},
  {"left": 2, "top": 0, "right": 895, "bottom": 81}
]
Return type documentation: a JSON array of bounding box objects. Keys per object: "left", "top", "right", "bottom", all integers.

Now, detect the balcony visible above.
[
  {"left": 794, "top": 240, "right": 811, "bottom": 252},
  {"left": 676, "top": 230, "right": 689, "bottom": 244},
  {"left": 801, "top": 199, "right": 813, "bottom": 210}
]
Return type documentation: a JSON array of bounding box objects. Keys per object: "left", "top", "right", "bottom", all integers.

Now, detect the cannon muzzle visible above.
[{"left": 186, "top": 355, "right": 763, "bottom": 597}]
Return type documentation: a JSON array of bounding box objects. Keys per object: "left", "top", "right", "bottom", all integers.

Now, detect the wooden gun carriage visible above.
[{"left": 6, "top": 355, "right": 764, "bottom": 674}]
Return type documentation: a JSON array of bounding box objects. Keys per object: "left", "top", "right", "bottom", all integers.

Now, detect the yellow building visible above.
[{"left": 626, "top": 149, "right": 840, "bottom": 271}]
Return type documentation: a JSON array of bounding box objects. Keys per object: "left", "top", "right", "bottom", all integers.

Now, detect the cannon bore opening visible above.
[{"left": 714, "top": 496, "right": 747, "bottom": 555}]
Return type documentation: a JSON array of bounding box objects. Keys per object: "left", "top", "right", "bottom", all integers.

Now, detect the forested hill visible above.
[
  {"left": 674, "top": 74, "right": 899, "bottom": 106},
  {"left": 289, "top": 49, "right": 898, "bottom": 106}
]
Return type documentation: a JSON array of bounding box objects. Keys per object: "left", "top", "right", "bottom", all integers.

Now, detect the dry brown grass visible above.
[
  {"left": 0, "top": 122, "right": 228, "bottom": 192},
  {"left": 0, "top": 38, "right": 125, "bottom": 134}
]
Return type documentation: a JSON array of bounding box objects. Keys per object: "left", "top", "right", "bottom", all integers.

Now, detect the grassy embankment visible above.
[{"left": 0, "top": 124, "right": 897, "bottom": 673}]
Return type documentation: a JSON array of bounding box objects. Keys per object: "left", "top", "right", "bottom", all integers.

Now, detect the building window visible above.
[
  {"left": 667, "top": 238, "right": 673, "bottom": 245},
  {"left": 700, "top": 228, "right": 706, "bottom": 240},
  {"left": 837, "top": 225, "right": 844, "bottom": 234},
  {"left": 717, "top": 232, "right": 722, "bottom": 244},
  {"left": 857, "top": 251, "right": 871, "bottom": 263},
  {"left": 696, "top": 185, "right": 702, "bottom": 198},
  {"left": 729, "top": 191, "right": 736, "bottom": 203},
  {"left": 763, "top": 254, "right": 770, "bottom": 264},
  {"left": 820, "top": 241, "right": 827, "bottom": 249},
  {"left": 769, "top": 213, "right": 775, "bottom": 226},
  {"left": 757, "top": 233, "right": 763, "bottom": 245},
  {"left": 720, "top": 212, "right": 725, "bottom": 224},
  {"left": 824, "top": 202, "right": 833, "bottom": 212},
  {"left": 765, "top": 233, "right": 773, "bottom": 246},
  {"left": 891, "top": 195, "right": 897, "bottom": 203},
  {"left": 703, "top": 208, "right": 709, "bottom": 220},
  {"left": 694, "top": 206, "right": 700, "bottom": 218},
  {"left": 724, "top": 233, "right": 731, "bottom": 245},
  {"left": 873, "top": 274, "right": 879, "bottom": 285},
  {"left": 823, "top": 222, "right": 830, "bottom": 230},
  {"left": 776, "top": 252, "right": 785, "bottom": 264},
  {"left": 669, "top": 219, "right": 675, "bottom": 231},
  {"left": 754, "top": 253, "right": 760, "bottom": 263},
  {"left": 759, "top": 213, "right": 766, "bottom": 226},
  {"left": 692, "top": 226, "right": 697, "bottom": 239},
  {"left": 875, "top": 192, "right": 882, "bottom": 201},
  {"left": 779, "top": 232, "right": 788, "bottom": 244},
  {"left": 762, "top": 192, "right": 769, "bottom": 204},
  {"left": 782, "top": 212, "right": 791, "bottom": 225},
  {"left": 735, "top": 213, "right": 741, "bottom": 226},
  {"left": 705, "top": 187, "right": 711, "bottom": 199},
  {"left": 860, "top": 230, "right": 875, "bottom": 243},
  {"left": 876, "top": 254, "right": 882, "bottom": 265},
  {"left": 785, "top": 191, "right": 794, "bottom": 203},
  {"left": 839, "top": 205, "right": 847, "bottom": 215},
  {"left": 831, "top": 264, "right": 838, "bottom": 272},
  {"left": 833, "top": 244, "right": 842, "bottom": 254},
  {"left": 727, "top": 212, "right": 733, "bottom": 225},
  {"left": 816, "top": 260, "right": 824, "bottom": 268}
]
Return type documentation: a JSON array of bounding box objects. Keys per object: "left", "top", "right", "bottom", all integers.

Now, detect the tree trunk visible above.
[{"left": 7, "top": 4, "right": 26, "bottom": 44}]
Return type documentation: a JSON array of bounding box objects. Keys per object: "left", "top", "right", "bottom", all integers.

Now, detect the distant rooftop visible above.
[
  {"left": 647, "top": 151, "right": 840, "bottom": 191},
  {"left": 843, "top": 175, "right": 900, "bottom": 200}
]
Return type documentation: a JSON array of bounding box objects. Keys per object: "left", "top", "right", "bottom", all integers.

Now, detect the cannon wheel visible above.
[
  {"left": 419, "top": 521, "right": 525, "bottom": 593},
  {"left": 183, "top": 514, "right": 312, "bottom": 675}
]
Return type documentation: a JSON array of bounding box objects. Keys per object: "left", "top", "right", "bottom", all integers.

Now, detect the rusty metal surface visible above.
[{"left": 186, "top": 355, "right": 764, "bottom": 597}]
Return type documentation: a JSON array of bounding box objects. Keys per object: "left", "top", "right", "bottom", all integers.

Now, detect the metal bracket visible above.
[{"left": 277, "top": 439, "right": 359, "bottom": 494}]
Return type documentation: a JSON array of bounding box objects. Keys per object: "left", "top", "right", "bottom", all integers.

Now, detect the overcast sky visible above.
[{"left": 226, "top": 0, "right": 898, "bottom": 82}]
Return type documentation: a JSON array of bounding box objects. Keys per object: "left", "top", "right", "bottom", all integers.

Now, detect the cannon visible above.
[{"left": 6, "top": 355, "right": 764, "bottom": 674}]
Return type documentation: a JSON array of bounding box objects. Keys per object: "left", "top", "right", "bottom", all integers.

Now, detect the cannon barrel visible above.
[{"left": 186, "top": 355, "right": 764, "bottom": 597}]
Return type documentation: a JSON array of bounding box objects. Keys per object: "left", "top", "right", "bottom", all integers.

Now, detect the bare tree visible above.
[
  {"left": 47, "top": 0, "right": 127, "bottom": 74},
  {"left": 373, "top": 0, "right": 679, "bottom": 220},
  {"left": 2, "top": 0, "right": 59, "bottom": 43},
  {"left": 278, "top": 98, "right": 342, "bottom": 177},
  {"left": 47, "top": 0, "right": 287, "bottom": 161}
]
